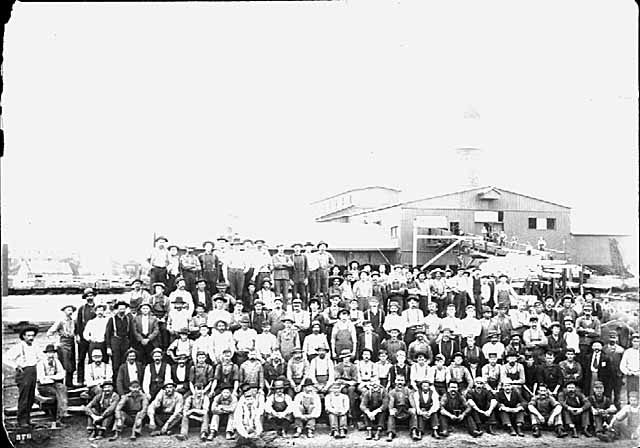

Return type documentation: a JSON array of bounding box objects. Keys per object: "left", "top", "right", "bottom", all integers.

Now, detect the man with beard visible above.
[
  {"left": 116, "top": 348, "right": 144, "bottom": 396},
  {"left": 439, "top": 381, "right": 483, "bottom": 437},
  {"left": 386, "top": 375, "right": 415, "bottom": 441}
]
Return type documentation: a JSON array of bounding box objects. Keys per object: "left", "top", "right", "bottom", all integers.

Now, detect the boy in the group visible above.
[{"left": 325, "top": 381, "right": 350, "bottom": 439}]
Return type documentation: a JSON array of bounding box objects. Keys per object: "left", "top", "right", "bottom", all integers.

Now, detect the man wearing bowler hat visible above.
[
  {"left": 47, "top": 303, "right": 77, "bottom": 387},
  {"left": 5, "top": 323, "right": 41, "bottom": 427},
  {"left": 76, "top": 287, "right": 97, "bottom": 386},
  {"left": 105, "top": 300, "right": 135, "bottom": 382},
  {"left": 149, "top": 236, "right": 170, "bottom": 289}
]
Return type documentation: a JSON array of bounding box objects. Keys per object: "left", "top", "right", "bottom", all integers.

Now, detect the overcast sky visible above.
[{"left": 1, "top": 1, "right": 638, "bottom": 265}]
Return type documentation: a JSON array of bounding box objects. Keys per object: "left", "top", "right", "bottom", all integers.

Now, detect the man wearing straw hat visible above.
[{"left": 47, "top": 303, "right": 78, "bottom": 387}]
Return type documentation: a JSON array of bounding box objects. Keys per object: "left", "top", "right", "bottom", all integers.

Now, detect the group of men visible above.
[{"left": 4, "top": 237, "right": 639, "bottom": 443}]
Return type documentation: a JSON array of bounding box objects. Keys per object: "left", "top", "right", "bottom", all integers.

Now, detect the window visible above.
[
  {"left": 390, "top": 226, "right": 398, "bottom": 239},
  {"left": 528, "top": 218, "right": 537, "bottom": 229},
  {"left": 449, "top": 222, "right": 460, "bottom": 235},
  {"left": 547, "top": 218, "right": 556, "bottom": 230},
  {"left": 498, "top": 211, "right": 504, "bottom": 222}
]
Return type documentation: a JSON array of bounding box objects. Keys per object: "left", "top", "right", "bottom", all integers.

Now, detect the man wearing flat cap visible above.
[
  {"left": 149, "top": 236, "right": 170, "bottom": 289},
  {"left": 47, "top": 304, "right": 77, "bottom": 387}
]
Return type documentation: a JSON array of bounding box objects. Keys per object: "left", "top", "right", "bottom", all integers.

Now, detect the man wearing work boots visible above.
[
  {"left": 560, "top": 381, "right": 593, "bottom": 437},
  {"left": 147, "top": 380, "right": 184, "bottom": 436},
  {"left": 360, "top": 379, "right": 388, "bottom": 440},
  {"left": 466, "top": 376, "right": 499, "bottom": 435},
  {"left": 412, "top": 379, "right": 441, "bottom": 440},
  {"left": 86, "top": 380, "right": 119, "bottom": 440},
  {"left": 176, "top": 382, "right": 210, "bottom": 441},
  {"left": 292, "top": 378, "right": 322, "bottom": 438},
  {"left": 496, "top": 380, "right": 527, "bottom": 436},
  {"left": 439, "top": 381, "right": 483, "bottom": 437},
  {"left": 589, "top": 380, "right": 617, "bottom": 436},
  {"left": 386, "top": 375, "right": 414, "bottom": 441},
  {"left": 528, "top": 383, "right": 568, "bottom": 438},
  {"left": 111, "top": 380, "right": 148, "bottom": 441}
]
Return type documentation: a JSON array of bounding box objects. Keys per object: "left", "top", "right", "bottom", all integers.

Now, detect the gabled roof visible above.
[
  {"left": 310, "top": 186, "right": 401, "bottom": 205},
  {"left": 346, "top": 185, "right": 571, "bottom": 217}
]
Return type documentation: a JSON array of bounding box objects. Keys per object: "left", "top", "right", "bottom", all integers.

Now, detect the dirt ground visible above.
[{"left": 27, "top": 418, "right": 640, "bottom": 448}]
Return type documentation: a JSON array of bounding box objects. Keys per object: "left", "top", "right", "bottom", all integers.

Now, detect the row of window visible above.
[{"left": 390, "top": 217, "right": 557, "bottom": 238}]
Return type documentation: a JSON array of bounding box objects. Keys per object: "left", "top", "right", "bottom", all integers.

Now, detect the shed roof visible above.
[{"left": 310, "top": 186, "right": 401, "bottom": 205}]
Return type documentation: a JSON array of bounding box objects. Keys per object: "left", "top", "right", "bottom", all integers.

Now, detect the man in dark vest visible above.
[
  {"left": 199, "top": 241, "right": 221, "bottom": 295},
  {"left": 412, "top": 379, "right": 442, "bottom": 439},
  {"left": 116, "top": 348, "right": 144, "bottom": 396},
  {"left": 143, "top": 348, "right": 171, "bottom": 400}
]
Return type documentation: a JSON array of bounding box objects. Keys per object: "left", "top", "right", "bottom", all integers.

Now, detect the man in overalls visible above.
[
  {"left": 47, "top": 304, "right": 77, "bottom": 387},
  {"left": 334, "top": 348, "right": 359, "bottom": 425},
  {"left": 331, "top": 309, "right": 356, "bottom": 360}
]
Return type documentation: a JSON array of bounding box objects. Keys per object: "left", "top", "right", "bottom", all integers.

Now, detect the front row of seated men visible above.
[{"left": 83, "top": 374, "right": 640, "bottom": 442}]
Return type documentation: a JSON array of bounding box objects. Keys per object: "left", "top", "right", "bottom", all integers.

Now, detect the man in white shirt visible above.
[
  {"left": 620, "top": 333, "right": 640, "bottom": 397},
  {"left": 169, "top": 278, "right": 195, "bottom": 314},
  {"left": 127, "top": 279, "right": 151, "bottom": 316},
  {"left": 304, "top": 242, "right": 320, "bottom": 298},
  {"left": 4, "top": 323, "right": 41, "bottom": 427},
  {"left": 207, "top": 296, "right": 232, "bottom": 328},
  {"left": 563, "top": 317, "right": 581, "bottom": 354},
  {"left": 460, "top": 305, "right": 482, "bottom": 339},
  {"left": 84, "top": 303, "right": 110, "bottom": 360},
  {"left": 167, "top": 297, "right": 192, "bottom": 341},
  {"left": 423, "top": 302, "right": 441, "bottom": 344},
  {"left": 149, "top": 236, "right": 170, "bottom": 289}
]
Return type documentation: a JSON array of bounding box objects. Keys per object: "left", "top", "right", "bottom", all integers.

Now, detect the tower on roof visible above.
[{"left": 455, "top": 105, "right": 484, "bottom": 188}]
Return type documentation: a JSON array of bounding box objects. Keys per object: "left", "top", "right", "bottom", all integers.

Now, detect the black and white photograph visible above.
[{"left": 1, "top": 1, "right": 638, "bottom": 447}]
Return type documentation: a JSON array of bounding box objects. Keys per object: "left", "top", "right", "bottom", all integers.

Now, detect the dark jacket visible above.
[
  {"left": 132, "top": 315, "right": 160, "bottom": 345},
  {"left": 431, "top": 339, "right": 460, "bottom": 366},
  {"left": 357, "top": 332, "right": 381, "bottom": 362},
  {"left": 584, "top": 352, "right": 614, "bottom": 390},
  {"left": 76, "top": 303, "right": 97, "bottom": 341},
  {"left": 116, "top": 362, "right": 144, "bottom": 396},
  {"left": 105, "top": 313, "right": 134, "bottom": 347},
  {"left": 495, "top": 388, "right": 527, "bottom": 409},
  {"left": 192, "top": 290, "right": 213, "bottom": 312}
]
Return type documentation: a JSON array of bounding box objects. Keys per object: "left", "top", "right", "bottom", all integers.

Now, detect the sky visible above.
[{"left": 1, "top": 0, "right": 638, "bottom": 266}]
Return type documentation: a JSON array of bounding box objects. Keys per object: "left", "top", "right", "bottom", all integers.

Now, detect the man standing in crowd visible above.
[
  {"left": 105, "top": 300, "right": 134, "bottom": 382},
  {"left": 83, "top": 303, "right": 109, "bottom": 360},
  {"left": 76, "top": 288, "right": 97, "bottom": 386},
  {"left": 304, "top": 242, "right": 319, "bottom": 298},
  {"left": 291, "top": 243, "right": 309, "bottom": 306},
  {"left": 316, "top": 241, "right": 335, "bottom": 297},
  {"left": 149, "top": 236, "right": 170, "bottom": 288},
  {"left": 126, "top": 279, "right": 150, "bottom": 316},
  {"left": 226, "top": 239, "right": 247, "bottom": 303},
  {"left": 166, "top": 244, "right": 181, "bottom": 294},
  {"left": 251, "top": 239, "right": 272, "bottom": 293},
  {"left": 47, "top": 304, "right": 77, "bottom": 387},
  {"left": 180, "top": 246, "right": 201, "bottom": 293},
  {"left": 5, "top": 323, "right": 41, "bottom": 427},
  {"left": 272, "top": 244, "right": 293, "bottom": 306},
  {"left": 133, "top": 302, "right": 160, "bottom": 365},
  {"left": 621, "top": 333, "right": 640, "bottom": 397},
  {"left": 199, "top": 241, "right": 221, "bottom": 295}
]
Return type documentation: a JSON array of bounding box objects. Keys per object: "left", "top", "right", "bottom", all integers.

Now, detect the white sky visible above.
[{"left": 1, "top": 0, "right": 638, "bottom": 264}]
